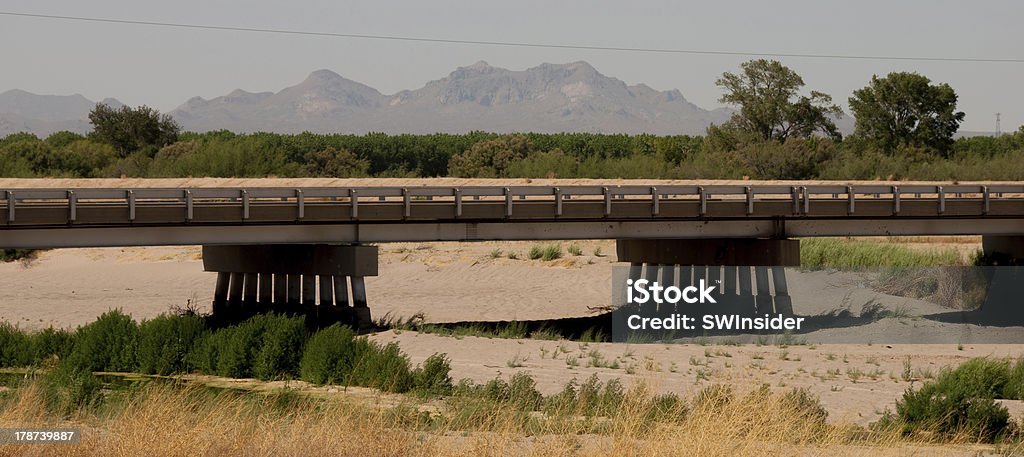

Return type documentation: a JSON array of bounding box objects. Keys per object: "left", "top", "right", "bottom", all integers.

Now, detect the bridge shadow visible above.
[{"left": 920, "top": 266, "right": 1024, "bottom": 328}]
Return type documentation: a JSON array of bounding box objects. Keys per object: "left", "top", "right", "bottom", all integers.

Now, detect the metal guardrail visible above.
[{"left": 2, "top": 184, "right": 1023, "bottom": 224}]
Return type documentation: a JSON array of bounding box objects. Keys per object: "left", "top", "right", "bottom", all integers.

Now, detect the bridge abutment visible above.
[
  {"left": 983, "top": 236, "right": 1024, "bottom": 265},
  {"left": 616, "top": 239, "right": 800, "bottom": 317},
  {"left": 203, "top": 244, "right": 378, "bottom": 329}
]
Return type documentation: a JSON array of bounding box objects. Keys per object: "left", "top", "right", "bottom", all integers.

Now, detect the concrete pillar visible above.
[
  {"left": 351, "top": 276, "right": 368, "bottom": 308},
  {"left": 319, "top": 275, "right": 334, "bottom": 306},
  {"left": 258, "top": 273, "right": 273, "bottom": 306},
  {"left": 617, "top": 239, "right": 799, "bottom": 318},
  {"left": 213, "top": 272, "right": 230, "bottom": 316},
  {"left": 287, "top": 275, "right": 301, "bottom": 305},
  {"left": 243, "top": 272, "right": 258, "bottom": 305},
  {"left": 771, "top": 267, "right": 793, "bottom": 314},
  {"left": 753, "top": 266, "right": 772, "bottom": 314},
  {"left": 333, "top": 276, "right": 350, "bottom": 307},
  {"left": 983, "top": 236, "right": 1024, "bottom": 265},
  {"left": 351, "top": 276, "right": 371, "bottom": 328},
  {"left": 228, "top": 272, "right": 245, "bottom": 307},
  {"left": 202, "top": 244, "right": 379, "bottom": 326},
  {"left": 273, "top": 274, "right": 287, "bottom": 308},
  {"left": 302, "top": 275, "right": 316, "bottom": 307}
]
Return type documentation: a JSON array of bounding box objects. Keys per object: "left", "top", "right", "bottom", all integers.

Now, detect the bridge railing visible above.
[{"left": 3, "top": 184, "right": 1024, "bottom": 224}]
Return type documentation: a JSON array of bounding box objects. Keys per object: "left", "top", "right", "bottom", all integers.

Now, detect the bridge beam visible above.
[
  {"left": 983, "top": 236, "right": 1024, "bottom": 265},
  {"left": 202, "top": 244, "right": 378, "bottom": 328},
  {"left": 616, "top": 238, "right": 800, "bottom": 267}
]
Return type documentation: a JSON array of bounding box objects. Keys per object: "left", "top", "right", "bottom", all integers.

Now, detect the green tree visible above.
[
  {"left": 849, "top": 72, "right": 965, "bottom": 155},
  {"left": 88, "top": 103, "right": 180, "bottom": 158},
  {"left": 448, "top": 134, "right": 534, "bottom": 177},
  {"left": 715, "top": 59, "right": 842, "bottom": 142},
  {"left": 304, "top": 147, "right": 370, "bottom": 177}
]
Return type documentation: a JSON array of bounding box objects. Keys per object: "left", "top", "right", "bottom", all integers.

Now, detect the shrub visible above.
[
  {"left": 299, "top": 325, "right": 361, "bottom": 385},
  {"left": 213, "top": 314, "right": 306, "bottom": 379},
  {"left": 0, "top": 323, "right": 32, "bottom": 367},
  {"left": 66, "top": 310, "right": 138, "bottom": 372},
  {"left": 781, "top": 387, "right": 828, "bottom": 424},
  {"left": 352, "top": 342, "right": 415, "bottom": 393},
  {"left": 567, "top": 244, "right": 583, "bottom": 256},
  {"left": 413, "top": 354, "right": 454, "bottom": 397},
  {"left": 481, "top": 373, "right": 543, "bottom": 411},
  {"left": 253, "top": 315, "right": 307, "bottom": 380},
  {"left": 0, "top": 249, "right": 36, "bottom": 263},
  {"left": 187, "top": 332, "right": 220, "bottom": 375},
  {"left": 31, "top": 327, "right": 74, "bottom": 364},
  {"left": 542, "top": 244, "right": 563, "bottom": 261},
  {"left": 1005, "top": 358, "right": 1024, "bottom": 400},
  {"left": 545, "top": 374, "right": 624, "bottom": 417},
  {"left": 41, "top": 362, "right": 103, "bottom": 415},
  {"left": 137, "top": 314, "right": 206, "bottom": 375},
  {"left": 528, "top": 245, "right": 543, "bottom": 260},
  {"left": 890, "top": 358, "right": 1013, "bottom": 441}
]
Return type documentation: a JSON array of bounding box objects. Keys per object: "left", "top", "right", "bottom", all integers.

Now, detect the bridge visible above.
[{"left": 3, "top": 182, "right": 1024, "bottom": 327}]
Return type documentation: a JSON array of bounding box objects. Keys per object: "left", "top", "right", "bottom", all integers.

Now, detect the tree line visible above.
[{"left": 1, "top": 60, "right": 1022, "bottom": 181}]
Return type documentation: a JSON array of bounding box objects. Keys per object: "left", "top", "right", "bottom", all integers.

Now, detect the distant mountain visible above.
[
  {"left": 0, "top": 89, "right": 122, "bottom": 137},
  {"left": 171, "top": 61, "right": 733, "bottom": 135},
  {"left": 1, "top": 61, "right": 738, "bottom": 136}
]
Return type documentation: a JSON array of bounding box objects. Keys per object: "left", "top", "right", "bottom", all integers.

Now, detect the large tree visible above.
[
  {"left": 848, "top": 72, "right": 965, "bottom": 154},
  {"left": 715, "top": 59, "right": 842, "bottom": 142},
  {"left": 88, "top": 103, "right": 180, "bottom": 158}
]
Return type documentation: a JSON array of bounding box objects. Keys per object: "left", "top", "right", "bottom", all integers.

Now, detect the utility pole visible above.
[{"left": 996, "top": 113, "right": 1001, "bottom": 137}]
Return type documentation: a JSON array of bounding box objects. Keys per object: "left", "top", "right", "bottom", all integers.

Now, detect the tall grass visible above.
[
  {"left": 801, "top": 238, "right": 966, "bottom": 268},
  {"left": 0, "top": 377, "right": 938, "bottom": 456}
]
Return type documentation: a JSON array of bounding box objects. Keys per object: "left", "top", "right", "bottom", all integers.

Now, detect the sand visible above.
[{"left": 3, "top": 229, "right": 1021, "bottom": 426}]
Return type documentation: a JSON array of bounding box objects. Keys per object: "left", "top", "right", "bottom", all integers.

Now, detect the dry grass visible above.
[{"left": 0, "top": 379, "right": 996, "bottom": 456}]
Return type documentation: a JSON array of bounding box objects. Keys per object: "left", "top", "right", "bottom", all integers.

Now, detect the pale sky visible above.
[{"left": 1, "top": 0, "right": 1021, "bottom": 132}]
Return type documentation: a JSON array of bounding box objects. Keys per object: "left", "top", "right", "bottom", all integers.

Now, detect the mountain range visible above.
[{"left": 1, "top": 61, "right": 738, "bottom": 137}]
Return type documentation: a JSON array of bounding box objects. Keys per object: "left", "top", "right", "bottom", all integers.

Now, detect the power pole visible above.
[{"left": 996, "top": 113, "right": 1001, "bottom": 137}]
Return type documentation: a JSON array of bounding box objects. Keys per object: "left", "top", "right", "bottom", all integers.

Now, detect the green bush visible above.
[
  {"left": 567, "top": 244, "right": 583, "bottom": 256},
  {"left": 31, "top": 327, "right": 74, "bottom": 364},
  {"left": 214, "top": 322, "right": 265, "bottom": 378},
  {"left": 41, "top": 362, "right": 103, "bottom": 415},
  {"left": 480, "top": 373, "right": 543, "bottom": 411},
  {"left": 352, "top": 342, "right": 414, "bottom": 393},
  {"left": 0, "top": 249, "right": 36, "bottom": 263},
  {"left": 890, "top": 358, "right": 1013, "bottom": 441},
  {"left": 413, "top": 354, "right": 453, "bottom": 397},
  {"left": 528, "top": 245, "right": 544, "bottom": 260},
  {"left": 781, "top": 387, "right": 828, "bottom": 424},
  {"left": 211, "top": 314, "right": 307, "bottom": 379},
  {"left": 544, "top": 374, "right": 623, "bottom": 417},
  {"left": 137, "top": 314, "right": 206, "bottom": 375},
  {"left": 253, "top": 315, "right": 308, "bottom": 380},
  {"left": 187, "top": 332, "right": 220, "bottom": 375},
  {"left": 0, "top": 323, "right": 32, "bottom": 367},
  {"left": 1004, "top": 358, "right": 1024, "bottom": 400},
  {"left": 66, "top": 310, "right": 138, "bottom": 372},
  {"left": 299, "top": 324, "right": 362, "bottom": 385}
]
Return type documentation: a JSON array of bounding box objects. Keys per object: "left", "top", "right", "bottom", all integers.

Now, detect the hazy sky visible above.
[{"left": 1, "top": 0, "right": 1021, "bottom": 132}]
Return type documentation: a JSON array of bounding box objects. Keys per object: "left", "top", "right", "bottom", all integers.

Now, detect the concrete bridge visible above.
[{"left": 3, "top": 183, "right": 1024, "bottom": 327}]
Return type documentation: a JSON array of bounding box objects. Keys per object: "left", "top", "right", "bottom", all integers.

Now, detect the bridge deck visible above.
[{"left": 2, "top": 184, "right": 1023, "bottom": 247}]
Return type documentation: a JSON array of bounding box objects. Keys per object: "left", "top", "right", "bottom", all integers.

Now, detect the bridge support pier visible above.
[
  {"left": 983, "top": 236, "right": 1024, "bottom": 265},
  {"left": 203, "top": 244, "right": 378, "bottom": 329},
  {"left": 616, "top": 239, "right": 800, "bottom": 316}
]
